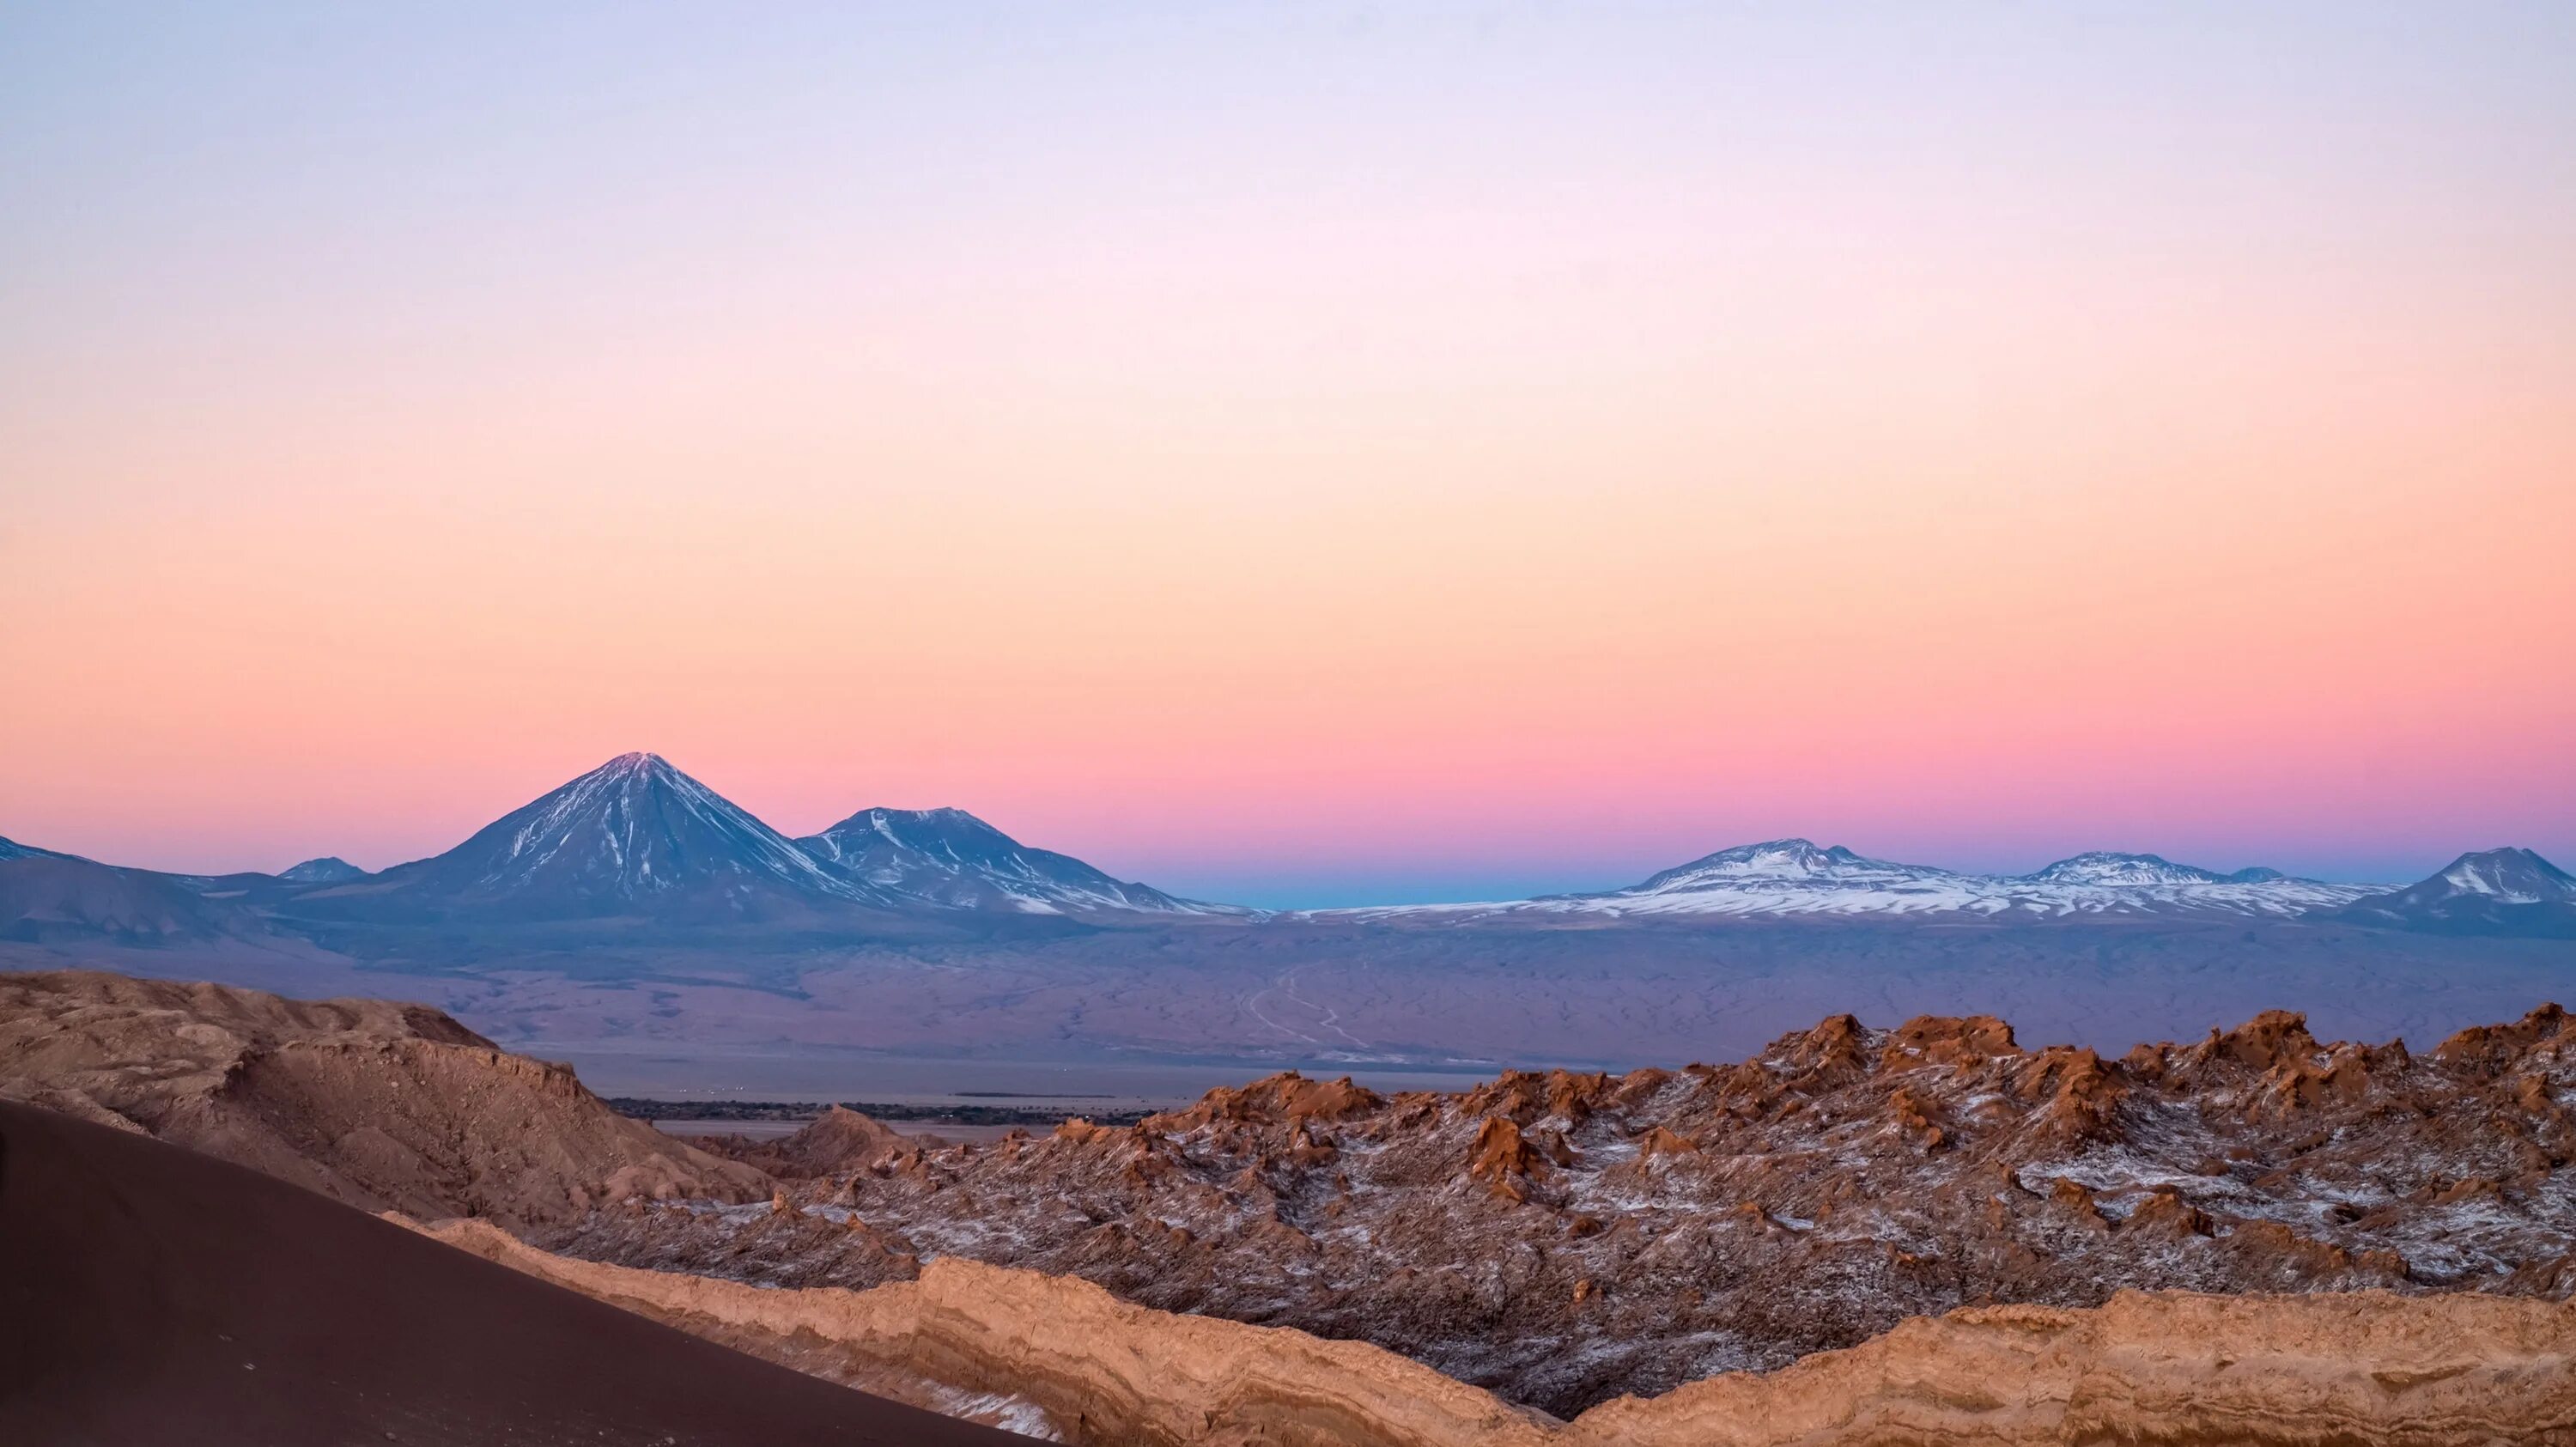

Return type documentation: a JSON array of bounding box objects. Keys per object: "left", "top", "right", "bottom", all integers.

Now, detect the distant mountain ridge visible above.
[
  {"left": 0, "top": 854, "right": 261, "bottom": 945},
  {"left": 1327, "top": 838, "right": 2409, "bottom": 923},
  {"left": 3, "top": 773, "right": 2567, "bottom": 943},
  {"left": 798, "top": 806, "right": 1241, "bottom": 916},
  {"left": 5, "top": 753, "right": 1221, "bottom": 933},
  {"left": 2021, "top": 850, "right": 2296, "bottom": 887},
  {"left": 1619, "top": 839, "right": 1954, "bottom": 891},
  {"left": 0, "top": 836, "right": 290, "bottom": 947}
]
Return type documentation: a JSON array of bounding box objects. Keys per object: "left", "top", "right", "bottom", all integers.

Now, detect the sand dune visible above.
[{"left": 0, "top": 1100, "right": 1030, "bottom": 1445}]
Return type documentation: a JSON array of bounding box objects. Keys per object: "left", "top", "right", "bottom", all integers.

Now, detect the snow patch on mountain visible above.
[
  {"left": 1314, "top": 841, "right": 2387, "bottom": 922},
  {"left": 472, "top": 751, "right": 864, "bottom": 899},
  {"left": 799, "top": 806, "right": 1243, "bottom": 917},
  {"left": 2020, "top": 851, "right": 2234, "bottom": 887},
  {"left": 2431, "top": 848, "right": 2576, "bottom": 903},
  {"left": 2333, "top": 848, "right": 2576, "bottom": 935}
]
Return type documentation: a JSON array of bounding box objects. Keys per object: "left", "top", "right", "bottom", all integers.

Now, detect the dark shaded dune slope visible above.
[{"left": 0, "top": 1101, "right": 1028, "bottom": 1446}]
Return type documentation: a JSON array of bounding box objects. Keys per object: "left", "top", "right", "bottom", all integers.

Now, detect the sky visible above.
[{"left": 3, "top": 3, "right": 2572, "bottom": 908}]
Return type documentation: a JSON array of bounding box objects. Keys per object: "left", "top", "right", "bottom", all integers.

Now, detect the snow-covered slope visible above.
[
  {"left": 1320, "top": 840, "right": 2387, "bottom": 922},
  {"left": 799, "top": 806, "right": 1242, "bottom": 917},
  {"left": 277, "top": 755, "right": 1231, "bottom": 926},
  {"left": 349, "top": 753, "right": 890, "bottom": 921},
  {"left": 2025, "top": 851, "right": 2239, "bottom": 887},
  {"left": 2335, "top": 848, "right": 2576, "bottom": 935},
  {"left": 2410, "top": 847, "right": 2576, "bottom": 904}
]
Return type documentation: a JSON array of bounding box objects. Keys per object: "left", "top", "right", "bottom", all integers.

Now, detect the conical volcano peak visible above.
[
  {"left": 2434, "top": 847, "right": 2576, "bottom": 902},
  {"left": 2335, "top": 847, "right": 2576, "bottom": 935},
  {"left": 357, "top": 752, "right": 865, "bottom": 919}
]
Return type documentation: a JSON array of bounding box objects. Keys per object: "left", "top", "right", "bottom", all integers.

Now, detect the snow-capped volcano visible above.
[
  {"left": 2335, "top": 848, "right": 2576, "bottom": 935},
  {"left": 267, "top": 753, "right": 1230, "bottom": 926},
  {"left": 2018, "top": 851, "right": 2236, "bottom": 887},
  {"left": 355, "top": 752, "right": 884, "bottom": 921},
  {"left": 1618, "top": 839, "right": 1960, "bottom": 891},
  {"left": 2422, "top": 847, "right": 2576, "bottom": 903},
  {"left": 798, "top": 806, "right": 1238, "bottom": 916},
  {"left": 1320, "top": 839, "right": 2387, "bottom": 922}
]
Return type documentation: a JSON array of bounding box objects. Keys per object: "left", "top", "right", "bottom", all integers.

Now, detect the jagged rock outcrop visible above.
[
  {"left": 689, "top": 1103, "right": 927, "bottom": 1178},
  {"left": 0, "top": 970, "right": 768, "bottom": 1225},
  {"left": 560, "top": 1006, "right": 2576, "bottom": 1414},
  {"left": 422, "top": 1218, "right": 2576, "bottom": 1446},
  {"left": 16, "top": 966, "right": 2575, "bottom": 1437}
]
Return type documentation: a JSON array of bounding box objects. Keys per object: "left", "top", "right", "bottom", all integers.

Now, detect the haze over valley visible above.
[{"left": 5, "top": 751, "right": 2568, "bottom": 1100}]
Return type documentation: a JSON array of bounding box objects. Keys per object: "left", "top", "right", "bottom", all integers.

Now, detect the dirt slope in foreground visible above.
[
  {"left": 0, "top": 969, "right": 768, "bottom": 1225},
  {"left": 0, "top": 1101, "right": 1030, "bottom": 1446},
  {"left": 431, "top": 1213, "right": 2576, "bottom": 1446}
]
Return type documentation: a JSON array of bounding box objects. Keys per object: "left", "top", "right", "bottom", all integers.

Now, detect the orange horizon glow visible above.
[{"left": 3, "top": 6, "right": 2571, "bottom": 905}]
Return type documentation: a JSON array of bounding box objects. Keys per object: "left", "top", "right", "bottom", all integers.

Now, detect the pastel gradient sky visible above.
[{"left": 3, "top": 3, "right": 2572, "bottom": 907}]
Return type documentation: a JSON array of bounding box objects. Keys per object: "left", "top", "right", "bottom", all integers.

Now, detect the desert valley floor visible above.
[{"left": 7, "top": 967, "right": 2575, "bottom": 1444}]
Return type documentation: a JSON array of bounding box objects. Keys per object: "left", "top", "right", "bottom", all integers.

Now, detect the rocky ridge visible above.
[
  {"left": 1325, "top": 839, "right": 2394, "bottom": 921},
  {"left": 0, "top": 970, "right": 767, "bottom": 1225},
  {"left": 554, "top": 1005, "right": 2576, "bottom": 1415},
  {"left": 9, "top": 967, "right": 2576, "bottom": 1440},
  {"left": 429, "top": 1216, "right": 2576, "bottom": 1446}
]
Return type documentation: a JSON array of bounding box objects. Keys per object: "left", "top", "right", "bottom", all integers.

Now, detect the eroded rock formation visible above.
[
  {"left": 556, "top": 1005, "right": 2576, "bottom": 1414},
  {"left": 12, "top": 967, "right": 2576, "bottom": 1438},
  {"left": 689, "top": 1103, "right": 932, "bottom": 1178},
  {"left": 426, "top": 1217, "right": 2576, "bottom": 1446},
  {"left": 0, "top": 970, "right": 767, "bottom": 1224}
]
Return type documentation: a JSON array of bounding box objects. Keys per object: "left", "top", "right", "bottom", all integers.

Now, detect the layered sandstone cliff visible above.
[{"left": 423, "top": 1217, "right": 2576, "bottom": 1446}]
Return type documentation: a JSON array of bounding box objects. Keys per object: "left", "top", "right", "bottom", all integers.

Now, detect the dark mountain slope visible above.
[
  {"left": 278, "top": 854, "right": 366, "bottom": 883},
  {"left": 0, "top": 834, "right": 80, "bottom": 863},
  {"left": 0, "top": 1101, "right": 1028, "bottom": 1446},
  {"left": 0, "top": 854, "right": 272, "bottom": 945}
]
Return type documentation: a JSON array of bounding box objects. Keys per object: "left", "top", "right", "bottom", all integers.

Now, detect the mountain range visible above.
[
  {"left": 2, "top": 753, "right": 2569, "bottom": 948},
  {"left": 1326, "top": 839, "right": 2406, "bottom": 922},
  {"left": 173, "top": 752, "right": 1233, "bottom": 934}
]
